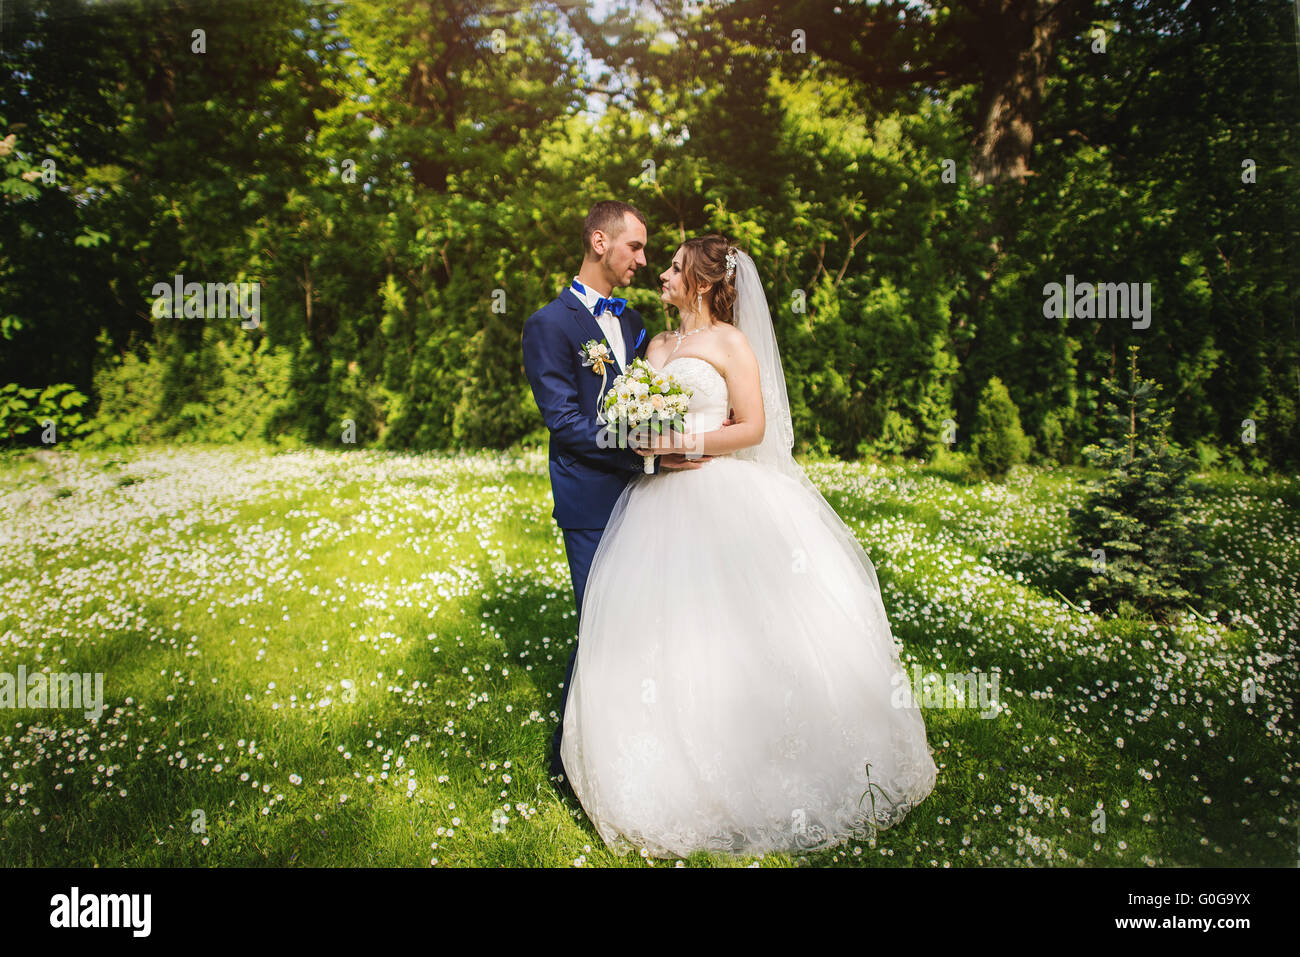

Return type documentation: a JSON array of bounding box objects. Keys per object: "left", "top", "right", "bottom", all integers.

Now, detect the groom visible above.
[{"left": 521, "top": 200, "right": 710, "bottom": 790}]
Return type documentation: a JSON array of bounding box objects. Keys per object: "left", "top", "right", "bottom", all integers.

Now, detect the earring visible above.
[{"left": 696, "top": 293, "right": 703, "bottom": 315}]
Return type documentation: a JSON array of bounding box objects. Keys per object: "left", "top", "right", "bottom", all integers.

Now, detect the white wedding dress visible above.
[{"left": 559, "top": 353, "right": 939, "bottom": 859}]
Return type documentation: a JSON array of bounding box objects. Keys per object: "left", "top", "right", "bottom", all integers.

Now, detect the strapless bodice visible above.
[{"left": 650, "top": 356, "right": 729, "bottom": 433}]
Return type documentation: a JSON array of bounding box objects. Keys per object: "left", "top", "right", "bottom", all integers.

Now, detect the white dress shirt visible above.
[{"left": 571, "top": 277, "right": 627, "bottom": 373}]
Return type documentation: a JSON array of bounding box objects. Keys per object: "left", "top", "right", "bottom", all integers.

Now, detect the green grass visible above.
[{"left": 0, "top": 443, "right": 1294, "bottom": 867}]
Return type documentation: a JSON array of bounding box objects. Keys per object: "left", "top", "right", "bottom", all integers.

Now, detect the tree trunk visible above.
[{"left": 967, "top": 0, "right": 1082, "bottom": 186}]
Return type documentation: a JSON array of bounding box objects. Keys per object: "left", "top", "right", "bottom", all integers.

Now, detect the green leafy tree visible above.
[
  {"left": 2, "top": 0, "right": 1295, "bottom": 470},
  {"left": 970, "top": 376, "right": 1030, "bottom": 480},
  {"left": 0, "top": 382, "right": 94, "bottom": 446}
]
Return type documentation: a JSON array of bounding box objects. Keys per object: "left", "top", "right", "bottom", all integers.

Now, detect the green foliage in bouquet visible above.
[{"left": 600, "top": 356, "right": 691, "bottom": 443}]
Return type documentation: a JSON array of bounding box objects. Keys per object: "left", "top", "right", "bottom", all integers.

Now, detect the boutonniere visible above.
[
  {"left": 580, "top": 338, "right": 615, "bottom": 424},
  {"left": 580, "top": 338, "right": 614, "bottom": 376}
]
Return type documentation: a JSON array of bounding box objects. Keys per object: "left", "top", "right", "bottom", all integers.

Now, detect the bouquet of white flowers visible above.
[{"left": 600, "top": 357, "right": 693, "bottom": 474}]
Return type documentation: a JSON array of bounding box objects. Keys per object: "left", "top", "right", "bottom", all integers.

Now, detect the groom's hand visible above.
[{"left": 656, "top": 452, "right": 711, "bottom": 470}]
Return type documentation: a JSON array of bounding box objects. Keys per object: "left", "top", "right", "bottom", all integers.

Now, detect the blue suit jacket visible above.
[{"left": 522, "top": 286, "right": 660, "bottom": 529}]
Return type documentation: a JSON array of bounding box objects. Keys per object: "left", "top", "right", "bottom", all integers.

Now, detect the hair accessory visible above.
[{"left": 724, "top": 248, "right": 738, "bottom": 282}]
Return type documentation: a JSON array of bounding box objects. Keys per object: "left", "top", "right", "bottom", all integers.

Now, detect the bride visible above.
[{"left": 558, "top": 235, "right": 938, "bottom": 858}]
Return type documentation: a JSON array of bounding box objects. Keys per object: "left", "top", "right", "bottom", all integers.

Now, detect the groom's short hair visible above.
[{"left": 583, "top": 201, "right": 647, "bottom": 256}]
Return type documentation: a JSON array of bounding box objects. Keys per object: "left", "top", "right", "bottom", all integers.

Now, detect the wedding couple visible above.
[{"left": 520, "top": 200, "right": 937, "bottom": 859}]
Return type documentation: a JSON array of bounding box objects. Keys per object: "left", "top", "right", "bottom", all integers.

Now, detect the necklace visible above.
[{"left": 670, "top": 322, "right": 708, "bottom": 355}]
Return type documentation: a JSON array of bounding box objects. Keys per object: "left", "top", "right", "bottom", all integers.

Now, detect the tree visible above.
[
  {"left": 970, "top": 376, "right": 1031, "bottom": 480},
  {"left": 715, "top": 0, "right": 1098, "bottom": 186},
  {"left": 1066, "top": 344, "right": 1223, "bottom": 621}
]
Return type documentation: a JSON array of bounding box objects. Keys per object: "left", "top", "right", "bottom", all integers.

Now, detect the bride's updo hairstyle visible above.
[{"left": 679, "top": 234, "right": 741, "bottom": 326}]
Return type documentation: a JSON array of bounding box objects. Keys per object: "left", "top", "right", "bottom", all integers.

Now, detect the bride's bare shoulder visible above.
[
  {"left": 645, "top": 329, "right": 677, "bottom": 351},
  {"left": 718, "top": 322, "right": 747, "bottom": 344},
  {"left": 718, "top": 322, "right": 756, "bottom": 364}
]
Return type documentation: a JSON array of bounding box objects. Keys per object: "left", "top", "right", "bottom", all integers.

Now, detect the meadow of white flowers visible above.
[{"left": 0, "top": 446, "right": 1293, "bottom": 866}]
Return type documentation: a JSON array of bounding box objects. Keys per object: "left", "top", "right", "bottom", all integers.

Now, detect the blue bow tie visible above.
[{"left": 593, "top": 296, "right": 627, "bottom": 318}]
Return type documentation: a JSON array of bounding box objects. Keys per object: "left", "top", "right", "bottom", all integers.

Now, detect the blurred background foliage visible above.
[{"left": 0, "top": 0, "right": 1295, "bottom": 470}]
